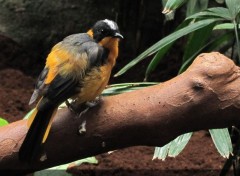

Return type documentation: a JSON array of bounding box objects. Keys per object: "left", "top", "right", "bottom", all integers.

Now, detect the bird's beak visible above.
[{"left": 113, "top": 32, "right": 124, "bottom": 39}]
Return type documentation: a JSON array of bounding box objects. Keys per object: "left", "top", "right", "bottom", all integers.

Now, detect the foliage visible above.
[
  {"left": 0, "top": 117, "right": 8, "bottom": 127},
  {"left": 34, "top": 157, "right": 98, "bottom": 176},
  {"left": 113, "top": 0, "right": 240, "bottom": 174}
]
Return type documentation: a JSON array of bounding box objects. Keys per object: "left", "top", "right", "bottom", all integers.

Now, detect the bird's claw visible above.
[
  {"left": 66, "top": 96, "right": 103, "bottom": 135},
  {"left": 78, "top": 120, "right": 86, "bottom": 134}
]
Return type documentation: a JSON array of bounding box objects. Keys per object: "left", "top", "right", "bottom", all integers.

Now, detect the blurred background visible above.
[{"left": 0, "top": 0, "right": 183, "bottom": 82}]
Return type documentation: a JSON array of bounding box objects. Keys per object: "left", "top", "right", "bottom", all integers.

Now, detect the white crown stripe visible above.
[{"left": 103, "top": 19, "right": 117, "bottom": 30}]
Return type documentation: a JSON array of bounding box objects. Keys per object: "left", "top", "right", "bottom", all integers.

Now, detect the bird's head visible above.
[{"left": 88, "top": 19, "right": 123, "bottom": 43}]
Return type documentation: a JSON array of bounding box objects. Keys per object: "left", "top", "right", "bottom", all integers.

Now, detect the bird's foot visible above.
[
  {"left": 85, "top": 95, "right": 103, "bottom": 108},
  {"left": 66, "top": 96, "right": 103, "bottom": 135}
]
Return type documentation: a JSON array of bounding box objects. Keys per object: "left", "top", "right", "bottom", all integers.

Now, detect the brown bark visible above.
[{"left": 1, "top": 52, "right": 240, "bottom": 172}]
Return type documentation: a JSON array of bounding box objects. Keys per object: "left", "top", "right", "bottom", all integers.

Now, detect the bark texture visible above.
[{"left": 0, "top": 52, "right": 240, "bottom": 172}]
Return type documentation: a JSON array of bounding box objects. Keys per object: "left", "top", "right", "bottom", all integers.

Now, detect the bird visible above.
[{"left": 18, "top": 19, "right": 123, "bottom": 162}]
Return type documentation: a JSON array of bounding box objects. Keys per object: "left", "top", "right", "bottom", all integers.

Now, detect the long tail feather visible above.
[{"left": 19, "top": 101, "right": 56, "bottom": 162}]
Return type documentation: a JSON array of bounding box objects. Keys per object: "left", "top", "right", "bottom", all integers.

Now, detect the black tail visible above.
[{"left": 19, "top": 102, "right": 56, "bottom": 162}]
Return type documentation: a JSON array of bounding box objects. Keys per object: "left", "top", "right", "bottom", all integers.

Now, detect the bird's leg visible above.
[
  {"left": 78, "top": 95, "right": 103, "bottom": 134},
  {"left": 85, "top": 95, "right": 103, "bottom": 107},
  {"left": 65, "top": 99, "right": 81, "bottom": 115}
]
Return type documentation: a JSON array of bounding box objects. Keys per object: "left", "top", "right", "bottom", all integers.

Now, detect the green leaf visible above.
[
  {"left": 144, "top": 44, "right": 172, "bottom": 80},
  {"left": 213, "top": 23, "right": 240, "bottom": 30},
  {"left": 209, "top": 128, "right": 233, "bottom": 158},
  {"left": 182, "top": 22, "right": 215, "bottom": 63},
  {"left": 102, "top": 82, "right": 158, "bottom": 96},
  {"left": 178, "top": 32, "right": 234, "bottom": 73},
  {"left": 153, "top": 133, "right": 192, "bottom": 160},
  {"left": 153, "top": 143, "right": 171, "bottom": 160},
  {"left": 0, "top": 117, "right": 8, "bottom": 127},
  {"left": 144, "top": 20, "right": 191, "bottom": 79},
  {"left": 206, "top": 32, "right": 234, "bottom": 51},
  {"left": 187, "top": 7, "right": 232, "bottom": 20},
  {"left": 226, "top": 0, "right": 240, "bottom": 19},
  {"left": 207, "top": 7, "right": 233, "bottom": 20},
  {"left": 168, "top": 133, "right": 193, "bottom": 157},
  {"left": 163, "top": 0, "right": 188, "bottom": 14},
  {"left": 34, "top": 157, "right": 98, "bottom": 176},
  {"left": 115, "top": 18, "right": 219, "bottom": 77},
  {"left": 186, "top": 0, "right": 209, "bottom": 17}
]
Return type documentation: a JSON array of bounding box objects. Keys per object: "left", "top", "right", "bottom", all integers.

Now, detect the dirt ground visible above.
[{"left": 0, "top": 68, "right": 231, "bottom": 175}]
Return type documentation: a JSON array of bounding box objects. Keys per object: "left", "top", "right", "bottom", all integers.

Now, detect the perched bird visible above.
[{"left": 19, "top": 19, "right": 123, "bottom": 162}]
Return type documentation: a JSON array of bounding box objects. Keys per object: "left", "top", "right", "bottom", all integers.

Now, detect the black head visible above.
[{"left": 92, "top": 19, "right": 123, "bottom": 42}]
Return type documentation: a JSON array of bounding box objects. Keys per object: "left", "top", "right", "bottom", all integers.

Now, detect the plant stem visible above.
[{"left": 233, "top": 19, "right": 240, "bottom": 64}]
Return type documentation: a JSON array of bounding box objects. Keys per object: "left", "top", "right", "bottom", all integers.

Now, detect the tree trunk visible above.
[{"left": 0, "top": 52, "right": 240, "bottom": 172}]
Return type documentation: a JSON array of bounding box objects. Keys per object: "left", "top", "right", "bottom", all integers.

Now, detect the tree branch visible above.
[{"left": 1, "top": 52, "right": 240, "bottom": 172}]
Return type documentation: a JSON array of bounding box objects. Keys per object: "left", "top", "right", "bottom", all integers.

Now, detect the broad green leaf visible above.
[
  {"left": 163, "top": 0, "right": 188, "bottom": 14},
  {"left": 153, "top": 143, "right": 171, "bottom": 161},
  {"left": 34, "top": 157, "right": 98, "bottom": 176},
  {"left": 34, "top": 165, "right": 71, "bottom": 176},
  {"left": 209, "top": 128, "right": 233, "bottom": 158},
  {"left": 153, "top": 133, "right": 192, "bottom": 160},
  {"left": 0, "top": 117, "right": 8, "bottom": 127},
  {"left": 115, "top": 18, "right": 219, "bottom": 77},
  {"left": 168, "top": 133, "right": 193, "bottom": 157},
  {"left": 187, "top": 7, "right": 232, "bottom": 20},
  {"left": 186, "top": 0, "right": 209, "bottom": 17},
  {"left": 207, "top": 7, "right": 233, "bottom": 20},
  {"left": 182, "top": 22, "right": 215, "bottom": 62},
  {"left": 226, "top": 0, "right": 240, "bottom": 19},
  {"left": 213, "top": 23, "right": 240, "bottom": 30},
  {"left": 178, "top": 32, "right": 234, "bottom": 73},
  {"left": 144, "top": 20, "right": 191, "bottom": 79},
  {"left": 144, "top": 45, "right": 172, "bottom": 81}
]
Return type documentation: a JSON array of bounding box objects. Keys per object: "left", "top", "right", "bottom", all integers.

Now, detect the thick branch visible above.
[{"left": 1, "top": 52, "right": 240, "bottom": 171}]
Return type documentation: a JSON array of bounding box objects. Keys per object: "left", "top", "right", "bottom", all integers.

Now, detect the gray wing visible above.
[
  {"left": 29, "top": 33, "right": 108, "bottom": 105},
  {"left": 29, "top": 67, "right": 49, "bottom": 105}
]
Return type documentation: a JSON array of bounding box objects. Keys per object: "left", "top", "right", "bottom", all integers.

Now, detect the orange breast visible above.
[{"left": 76, "top": 64, "right": 112, "bottom": 103}]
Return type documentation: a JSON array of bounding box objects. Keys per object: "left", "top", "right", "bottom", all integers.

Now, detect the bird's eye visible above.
[{"left": 100, "top": 29, "right": 107, "bottom": 35}]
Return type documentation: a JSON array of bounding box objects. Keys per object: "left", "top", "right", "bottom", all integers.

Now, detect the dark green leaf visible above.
[
  {"left": 115, "top": 19, "right": 219, "bottom": 77},
  {"left": 187, "top": 7, "right": 232, "bottom": 20},
  {"left": 144, "top": 44, "right": 172, "bottom": 81},
  {"left": 182, "top": 22, "right": 215, "bottom": 63},
  {"left": 226, "top": 0, "right": 240, "bottom": 19},
  {"left": 178, "top": 32, "right": 234, "bottom": 73},
  {"left": 144, "top": 20, "right": 191, "bottom": 79},
  {"left": 186, "top": 0, "right": 209, "bottom": 17}
]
